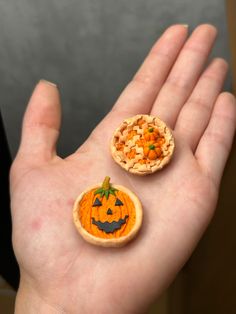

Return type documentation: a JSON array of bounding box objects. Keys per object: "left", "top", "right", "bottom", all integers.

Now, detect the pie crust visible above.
[
  {"left": 73, "top": 183, "right": 143, "bottom": 247},
  {"left": 110, "top": 114, "right": 175, "bottom": 175}
]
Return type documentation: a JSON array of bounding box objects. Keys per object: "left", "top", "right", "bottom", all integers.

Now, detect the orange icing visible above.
[{"left": 79, "top": 188, "right": 136, "bottom": 239}]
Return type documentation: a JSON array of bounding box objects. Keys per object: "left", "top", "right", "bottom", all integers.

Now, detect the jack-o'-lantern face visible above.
[
  {"left": 78, "top": 177, "right": 136, "bottom": 239},
  {"left": 91, "top": 196, "right": 129, "bottom": 233}
]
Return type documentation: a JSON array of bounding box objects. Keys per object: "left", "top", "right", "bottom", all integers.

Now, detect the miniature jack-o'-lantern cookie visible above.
[
  {"left": 73, "top": 176, "right": 142, "bottom": 247},
  {"left": 110, "top": 114, "right": 175, "bottom": 175}
]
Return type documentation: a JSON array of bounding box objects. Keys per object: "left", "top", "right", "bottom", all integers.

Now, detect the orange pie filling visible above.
[{"left": 115, "top": 122, "right": 166, "bottom": 165}]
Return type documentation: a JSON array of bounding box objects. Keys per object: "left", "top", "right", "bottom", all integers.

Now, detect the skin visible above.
[{"left": 11, "top": 24, "right": 236, "bottom": 314}]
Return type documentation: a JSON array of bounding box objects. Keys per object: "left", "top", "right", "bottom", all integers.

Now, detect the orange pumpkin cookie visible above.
[
  {"left": 110, "top": 114, "right": 175, "bottom": 175},
  {"left": 73, "top": 176, "right": 143, "bottom": 247}
]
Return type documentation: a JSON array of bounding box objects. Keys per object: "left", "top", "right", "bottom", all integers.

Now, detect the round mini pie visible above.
[
  {"left": 73, "top": 176, "right": 143, "bottom": 247},
  {"left": 110, "top": 114, "right": 175, "bottom": 175}
]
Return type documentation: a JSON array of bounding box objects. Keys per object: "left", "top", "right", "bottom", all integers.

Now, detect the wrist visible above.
[{"left": 15, "top": 279, "right": 65, "bottom": 314}]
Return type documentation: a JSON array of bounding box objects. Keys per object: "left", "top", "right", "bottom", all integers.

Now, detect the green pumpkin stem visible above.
[
  {"left": 149, "top": 144, "right": 155, "bottom": 150},
  {"left": 94, "top": 176, "right": 117, "bottom": 199}
]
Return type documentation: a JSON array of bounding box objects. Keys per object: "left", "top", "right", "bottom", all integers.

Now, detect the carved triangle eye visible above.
[
  {"left": 115, "top": 198, "right": 123, "bottom": 206},
  {"left": 93, "top": 197, "right": 102, "bottom": 207}
]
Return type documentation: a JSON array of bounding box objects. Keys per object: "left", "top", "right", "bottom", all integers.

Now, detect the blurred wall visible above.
[{"left": 0, "top": 0, "right": 230, "bottom": 158}]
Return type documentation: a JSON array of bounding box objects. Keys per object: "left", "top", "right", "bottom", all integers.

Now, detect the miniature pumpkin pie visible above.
[
  {"left": 110, "top": 114, "right": 175, "bottom": 175},
  {"left": 73, "top": 176, "right": 143, "bottom": 247}
]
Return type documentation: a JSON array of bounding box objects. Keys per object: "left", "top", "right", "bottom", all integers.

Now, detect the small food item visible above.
[
  {"left": 143, "top": 127, "right": 159, "bottom": 141},
  {"left": 73, "top": 176, "right": 142, "bottom": 247},
  {"left": 143, "top": 143, "right": 162, "bottom": 160},
  {"left": 110, "top": 114, "right": 175, "bottom": 175}
]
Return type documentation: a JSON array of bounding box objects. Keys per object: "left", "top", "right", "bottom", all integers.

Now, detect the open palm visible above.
[{"left": 11, "top": 25, "right": 236, "bottom": 314}]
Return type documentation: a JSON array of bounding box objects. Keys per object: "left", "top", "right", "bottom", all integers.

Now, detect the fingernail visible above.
[
  {"left": 39, "top": 79, "right": 57, "bottom": 88},
  {"left": 181, "top": 24, "right": 189, "bottom": 28}
]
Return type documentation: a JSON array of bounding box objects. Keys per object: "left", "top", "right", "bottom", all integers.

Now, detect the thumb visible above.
[{"left": 17, "top": 80, "right": 61, "bottom": 163}]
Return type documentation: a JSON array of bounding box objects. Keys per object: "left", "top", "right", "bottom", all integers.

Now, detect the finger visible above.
[
  {"left": 175, "top": 58, "right": 228, "bottom": 151},
  {"left": 72, "top": 26, "right": 188, "bottom": 158},
  {"left": 195, "top": 92, "right": 236, "bottom": 187},
  {"left": 151, "top": 24, "right": 217, "bottom": 128},
  {"left": 107, "top": 25, "right": 189, "bottom": 118},
  {"left": 18, "top": 80, "right": 61, "bottom": 162}
]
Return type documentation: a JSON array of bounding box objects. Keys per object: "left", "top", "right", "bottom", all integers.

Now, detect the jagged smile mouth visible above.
[{"left": 92, "top": 215, "right": 129, "bottom": 233}]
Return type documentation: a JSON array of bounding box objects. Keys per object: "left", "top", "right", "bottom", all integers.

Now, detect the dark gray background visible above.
[{"left": 0, "top": 0, "right": 231, "bottom": 158}]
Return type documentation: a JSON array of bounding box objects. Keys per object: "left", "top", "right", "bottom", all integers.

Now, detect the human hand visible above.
[{"left": 11, "top": 24, "right": 236, "bottom": 313}]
